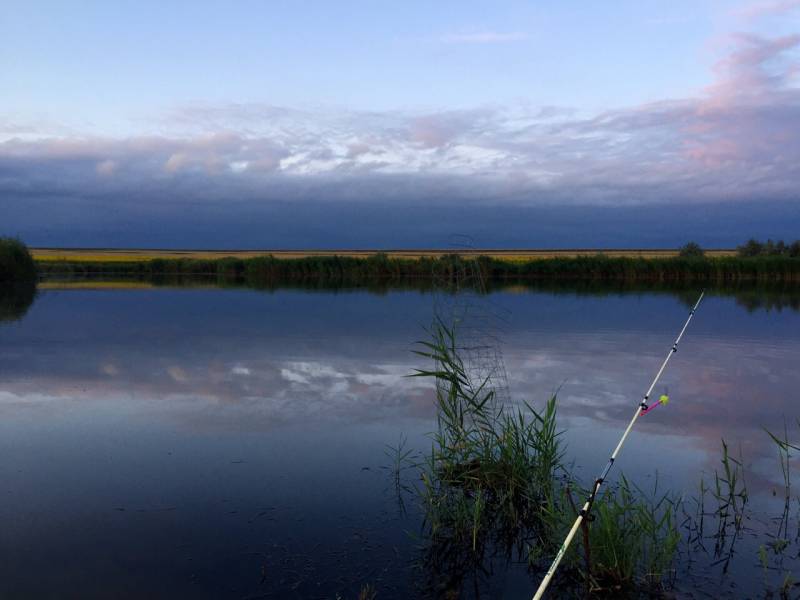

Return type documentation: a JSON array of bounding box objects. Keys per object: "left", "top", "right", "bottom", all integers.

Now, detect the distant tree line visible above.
[
  {"left": 678, "top": 240, "right": 800, "bottom": 258},
  {"left": 679, "top": 242, "right": 704, "bottom": 258},
  {"left": 2, "top": 236, "right": 796, "bottom": 286},
  {"left": 737, "top": 239, "right": 800, "bottom": 258}
]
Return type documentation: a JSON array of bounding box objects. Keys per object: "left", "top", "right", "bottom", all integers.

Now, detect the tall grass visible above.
[
  {"left": 408, "top": 323, "right": 800, "bottom": 597},
  {"left": 586, "top": 476, "right": 679, "bottom": 592},
  {"left": 409, "top": 319, "right": 680, "bottom": 597},
  {"left": 412, "top": 319, "right": 563, "bottom": 526}
]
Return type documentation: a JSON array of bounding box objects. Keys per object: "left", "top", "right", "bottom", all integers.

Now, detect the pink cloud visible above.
[
  {"left": 1, "top": 30, "right": 799, "bottom": 206},
  {"left": 735, "top": 0, "right": 800, "bottom": 20},
  {"left": 95, "top": 159, "right": 117, "bottom": 176},
  {"left": 680, "top": 33, "right": 800, "bottom": 168}
]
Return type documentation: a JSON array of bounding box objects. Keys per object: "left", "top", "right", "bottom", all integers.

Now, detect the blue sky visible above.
[
  {"left": 3, "top": 1, "right": 723, "bottom": 119},
  {"left": 2, "top": 0, "right": 800, "bottom": 247}
]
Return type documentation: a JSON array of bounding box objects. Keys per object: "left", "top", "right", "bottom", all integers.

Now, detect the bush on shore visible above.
[
  {"left": 679, "top": 241, "right": 704, "bottom": 258},
  {"left": 0, "top": 237, "right": 37, "bottom": 282}
]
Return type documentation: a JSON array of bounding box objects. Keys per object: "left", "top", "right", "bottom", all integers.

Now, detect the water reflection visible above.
[
  {"left": 1, "top": 283, "right": 799, "bottom": 597},
  {"left": 38, "top": 274, "right": 800, "bottom": 312},
  {"left": 0, "top": 281, "right": 36, "bottom": 322}
]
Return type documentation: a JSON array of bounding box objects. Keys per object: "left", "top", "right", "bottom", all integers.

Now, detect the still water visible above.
[{"left": 1, "top": 282, "right": 799, "bottom": 598}]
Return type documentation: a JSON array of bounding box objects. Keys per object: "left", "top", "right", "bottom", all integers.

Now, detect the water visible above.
[{"left": 1, "top": 282, "right": 799, "bottom": 598}]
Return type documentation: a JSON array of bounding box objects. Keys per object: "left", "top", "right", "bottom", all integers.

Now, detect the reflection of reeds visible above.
[{"left": 0, "top": 280, "right": 36, "bottom": 322}]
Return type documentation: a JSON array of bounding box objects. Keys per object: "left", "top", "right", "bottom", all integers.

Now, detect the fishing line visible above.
[{"left": 531, "top": 290, "right": 705, "bottom": 600}]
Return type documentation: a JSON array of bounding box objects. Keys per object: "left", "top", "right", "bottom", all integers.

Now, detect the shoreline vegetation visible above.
[
  {"left": 31, "top": 247, "right": 741, "bottom": 262},
  {"left": 402, "top": 320, "right": 800, "bottom": 597},
  {"left": 35, "top": 249, "right": 800, "bottom": 285},
  {"left": 407, "top": 320, "right": 681, "bottom": 596},
  {"left": 1, "top": 238, "right": 798, "bottom": 285}
]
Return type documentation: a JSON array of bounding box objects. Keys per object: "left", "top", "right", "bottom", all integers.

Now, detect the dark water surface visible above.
[{"left": 1, "top": 283, "right": 799, "bottom": 598}]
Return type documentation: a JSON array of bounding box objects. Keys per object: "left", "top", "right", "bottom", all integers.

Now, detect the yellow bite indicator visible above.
[{"left": 659, "top": 394, "right": 669, "bottom": 405}]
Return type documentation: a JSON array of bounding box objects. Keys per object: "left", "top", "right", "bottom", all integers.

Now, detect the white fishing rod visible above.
[{"left": 532, "top": 290, "right": 705, "bottom": 600}]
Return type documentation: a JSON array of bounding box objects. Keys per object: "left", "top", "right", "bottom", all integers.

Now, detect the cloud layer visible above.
[{"left": 1, "top": 30, "right": 799, "bottom": 245}]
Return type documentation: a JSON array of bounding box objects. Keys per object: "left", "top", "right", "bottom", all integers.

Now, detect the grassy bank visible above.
[{"left": 35, "top": 252, "right": 800, "bottom": 284}]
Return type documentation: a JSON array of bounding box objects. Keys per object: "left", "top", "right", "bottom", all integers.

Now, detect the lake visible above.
[{"left": 1, "top": 281, "right": 799, "bottom": 598}]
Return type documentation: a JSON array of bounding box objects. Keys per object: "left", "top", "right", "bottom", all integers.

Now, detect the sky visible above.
[{"left": 1, "top": 0, "right": 800, "bottom": 248}]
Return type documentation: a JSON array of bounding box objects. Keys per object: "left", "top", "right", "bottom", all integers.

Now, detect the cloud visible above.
[
  {"left": 95, "top": 159, "right": 117, "bottom": 176},
  {"left": 0, "top": 118, "right": 39, "bottom": 137},
  {"left": 734, "top": 0, "right": 800, "bottom": 20},
  {"left": 0, "top": 31, "right": 799, "bottom": 222},
  {"left": 439, "top": 31, "right": 529, "bottom": 44},
  {"left": 345, "top": 142, "right": 371, "bottom": 158},
  {"left": 167, "top": 366, "right": 188, "bottom": 383}
]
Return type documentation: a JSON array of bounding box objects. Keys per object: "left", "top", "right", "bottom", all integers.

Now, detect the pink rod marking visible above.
[{"left": 640, "top": 401, "right": 663, "bottom": 416}]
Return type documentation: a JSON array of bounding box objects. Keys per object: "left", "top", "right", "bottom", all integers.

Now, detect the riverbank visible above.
[
  {"left": 30, "top": 247, "right": 740, "bottom": 262},
  {"left": 34, "top": 251, "right": 800, "bottom": 284}
]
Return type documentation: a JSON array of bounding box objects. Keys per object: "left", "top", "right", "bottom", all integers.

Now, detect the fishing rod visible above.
[{"left": 532, "top": 290, "right": 705, "bottom": 600}]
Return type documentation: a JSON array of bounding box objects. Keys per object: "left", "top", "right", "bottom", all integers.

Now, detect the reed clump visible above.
[
  {"left": 409, "top": 319, "right": 680, "bottom": 597},
  {"left": 585, "top": 476, "right": 679, "bottom": 593},
  {"left": 412, "top": 319, "right": 563, "bottom": 542}
]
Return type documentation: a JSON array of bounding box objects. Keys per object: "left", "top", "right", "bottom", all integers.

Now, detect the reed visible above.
[
  {"left": 409, "top": 325, "right": 800, "bottom": 597},
  {"left": 408, "top": 319, "right": 681, "bottom": 596},
  {"left": 384, "top": 433, "right": 416, "bottom": 511},
  {"left": 584, "top": 476, "right": 679, "bottom": 592}
]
